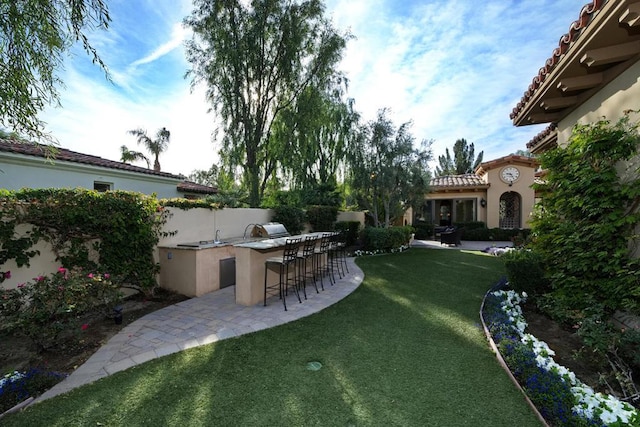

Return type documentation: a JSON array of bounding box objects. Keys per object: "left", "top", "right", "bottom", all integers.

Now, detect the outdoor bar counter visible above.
[{"left": 233, "top": 233, "right": 324, "bottom": 306}]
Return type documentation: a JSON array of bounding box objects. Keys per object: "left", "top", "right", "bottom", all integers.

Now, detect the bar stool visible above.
[
  {"left": 314, "top": 233, "right": 334, "bottom": 288},
  {"left": 264, "top": 237, "right": 302, "bottom": 311},
  {"left": 331, "top": 230, "right": 349, "bottom": 277},
  {"left": 296, "top": 235, "right": 319, "bottom": 298}
]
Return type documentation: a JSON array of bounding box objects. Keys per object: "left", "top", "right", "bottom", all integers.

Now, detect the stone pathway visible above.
[{"left": 36, "top": 258, "right": 364, "bottom": 402}]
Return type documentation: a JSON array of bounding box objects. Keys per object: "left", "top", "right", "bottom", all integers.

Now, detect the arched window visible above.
[{"left": 499, "top": 192, "right": 521, "bottom": 229}]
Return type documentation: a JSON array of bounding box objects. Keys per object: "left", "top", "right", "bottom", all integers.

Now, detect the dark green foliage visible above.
[
  {"left": 530, "top": 115, "right": 640, "bottom": 314},
  {"left": 0, "top": 189, "right": 169, "bottom": 294},
  {"left": 334, "top": 221, "right": 361, "bottom": 246},
  {"left": 435, "top": 138, "right": 484, "bottom": 176},
  {"left": 412, "top": 222, "right": 433, "bottom": 239},
  {"left": 361, "top": 226, "right": 413, "bottom": 251},
  {"left": 453, "top": 221, "right": 486, "bottom": 231},
  {"left": 306, "top": 205, "right": 338, "bottom": 231},
  {"left": 502, "top": 250, "right": 549, "bottom": 296},
  {"left": 464, "top": 227, "right": 531, "bottom": 242},
  {"left": 271, "top": 205, "right": 306, "bottom": 235}
]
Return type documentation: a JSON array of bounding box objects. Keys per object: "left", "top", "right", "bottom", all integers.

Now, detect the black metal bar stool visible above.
[
  {"left": 264, "top": 237, "right": 302, "bottom": 311},
  {"left": 314, "top": 233, "right": 334, "bottom": 288},
  {"left": 296, "top": 235, "right": 319, "bottom": 299}
]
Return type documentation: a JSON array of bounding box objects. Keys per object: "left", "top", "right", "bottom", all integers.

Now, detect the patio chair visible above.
[{"left": 440, "top": 227, "right": 463, "bottom": 246}]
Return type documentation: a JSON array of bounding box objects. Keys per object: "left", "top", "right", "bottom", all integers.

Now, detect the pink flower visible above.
[
  {"left": 81, "top": 324, "right": 89, "bottom": 331},
  {"left": 3, "top": 271, "right": 10, "bottom": 279},
  {"left": 17, "top": 283, "right": 25, "bottom": 288},
  {"left": 36, "top": 276, "right": 45, "bottom": 282},
  {"left": 57, "top": 267, "right": 67, "bottom": 274},
  {"left": 87, "top": 273, "right": 94, "bottom": 279},
  {"left": 104, "top": 273, "right": 110, "bottom": 279},
  {"left": 58, "top": 286, "right": 64, "bottom": 291}
]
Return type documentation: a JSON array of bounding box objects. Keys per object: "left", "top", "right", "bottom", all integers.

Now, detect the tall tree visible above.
[
  {"left": 348, "top": 109, "right": 432, "bottom": 227},
  {"left": 1, "top": 0, "right": 110, "bottom": 140},
  {"left": 126, "top": 127, "right": 170, "bottom": 172},
  {"left": 272, "top": 77, "right": 359, "bottom": 201},
  {"left": 184, "top": 0, "right": 347, "bottom": 207},
  {"left": 188, "top": 164, "right": 220, "bottom": 187},
  {"left": 119, "top": 145, "right": 150, "bottom": 168},
  {"left": 435, "top": 138, "right": 483, "bottom": 176}
]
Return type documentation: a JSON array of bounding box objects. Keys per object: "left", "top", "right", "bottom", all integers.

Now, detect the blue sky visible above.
[{"left": 41, "top": 0, "right": 585, "bottom": 177}]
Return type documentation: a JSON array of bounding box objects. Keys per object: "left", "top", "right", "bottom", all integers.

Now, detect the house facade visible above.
[
  {"left": 0, "top": 139, "right": 217, "bottom": 199},
  {"left": 418, "top": 155, "right": 538, "bottom": 229}
]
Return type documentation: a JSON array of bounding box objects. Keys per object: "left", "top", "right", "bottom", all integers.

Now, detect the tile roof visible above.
[
  {"left": 510, "top": 0, "right": 605, "bottom": 121},
  {"left": 0, "top": 139, "right": 183, "bottom": 180},
  {"left": 430, "top": 174, "right": 487, "bottom": 189},
  {"left": 526, "top": 123, "right": 558, "bottom": 151},
  {"left": 177, "top": 181, "right": 218, "bottom": 194},
  {"left": 0, "top": 139, "right": 218, "bottom": 195}
]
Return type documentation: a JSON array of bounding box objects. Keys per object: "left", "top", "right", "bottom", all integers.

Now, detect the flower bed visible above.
[
  {"left": 0, "top": 369, "right": 67, "bottom": 416},
  {"left": 482, "top": 288, "right": 639, "bottom": 426}
]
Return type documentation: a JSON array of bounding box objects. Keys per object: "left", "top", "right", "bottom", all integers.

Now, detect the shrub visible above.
[
  {"left": 306, "top": 205, "right": 339, "bottom": 231},
  {"left": 413, "top": 222, "right": 433, "bottom": 240},
  {"left": 361, "top": 226, "right": 413, "bottom": 251},
  {"left": 463, "top": 227, "right": 531, "bottom": 242},
  {"left": 271, "top": 205, "right": 306, "bottom": 235},
  {"left": 0, "top": 268, "right": 123, "bottom": 351},
  {"left": 502, "top": 249, "right": 549, "bottom": 296},
  {"left": 335, "top": 221, "right": 361, "bottom": 247},
  {"left": 452, "top": 221, "right": 486, "bottom": 231}
]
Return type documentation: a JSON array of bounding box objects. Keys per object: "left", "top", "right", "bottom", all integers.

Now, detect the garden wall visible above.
[{"left": 1, "top": 208, "right": 365, "bottom": 290}]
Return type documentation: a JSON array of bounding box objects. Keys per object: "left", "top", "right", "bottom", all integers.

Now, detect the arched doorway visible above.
[{"left": 499, "top": 192, "right": 521, "bottom": 229}]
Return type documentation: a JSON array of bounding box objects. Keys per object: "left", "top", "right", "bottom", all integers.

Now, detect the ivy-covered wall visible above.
[{"left": 0, "top": 189, "right": 170, "bottom": 295}]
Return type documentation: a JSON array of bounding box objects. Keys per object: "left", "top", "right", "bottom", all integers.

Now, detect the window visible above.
[
  {"left": 93, "top": 182, "right": 112, "bottom": 192},
  {"left": 499, "top": 192, "right": 521, "bottom": 229}
]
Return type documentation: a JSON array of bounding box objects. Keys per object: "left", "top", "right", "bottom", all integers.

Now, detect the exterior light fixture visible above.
[{"left": 480, "top": 198, "right": 487, "bottom": 208}]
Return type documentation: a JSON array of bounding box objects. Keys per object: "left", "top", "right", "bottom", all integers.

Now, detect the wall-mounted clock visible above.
[{"left": 500, "top": 166, "right": 520, "bottom": 184}]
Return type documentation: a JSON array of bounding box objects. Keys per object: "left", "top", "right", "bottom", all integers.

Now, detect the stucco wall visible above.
[
  {"left": 1, "top": 207, "right": 365, "bottom": 291},
  {"left": 557, "top": 60, "right": 640, "bottom": 146},
  {"left": 485, "top": 167, "right": 536, "bottom": 229},
  {"left": 0, "top": 156, "right": 183, "bottom": 199}
]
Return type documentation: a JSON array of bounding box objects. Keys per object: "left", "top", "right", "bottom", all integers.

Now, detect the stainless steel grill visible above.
[{"left": 253, "top": 222, "right": 290, "bottom": 239}]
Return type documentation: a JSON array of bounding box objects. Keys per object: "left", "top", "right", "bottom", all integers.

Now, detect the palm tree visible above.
[
  {"left": 127, "top": 127, "right": 170, "bottom": 172},
  {"left": 119, "top": 145, "right": 150, "bottom": 168}
]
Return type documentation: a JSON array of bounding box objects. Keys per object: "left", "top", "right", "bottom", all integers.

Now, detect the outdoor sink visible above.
[{"left": 176, "top": 240, "right": 229, "bottom": 248}]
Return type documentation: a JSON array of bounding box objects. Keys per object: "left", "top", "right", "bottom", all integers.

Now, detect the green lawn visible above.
[{"left": 4, "top": 249, "right": 542, "bottom": 426}]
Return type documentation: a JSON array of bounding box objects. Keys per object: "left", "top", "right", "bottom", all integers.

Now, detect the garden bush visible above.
[
  {"left": 463, "top": 227, "right": 531, "bottom": 242},
  {"left": 335, "top": 221, "right": 361, "bottom": 247},
  {"left": 360, "top": 226, "right": 413, "bottom": 251},
  {"left": 452, "top": 221, "right": 486, "bottom": 231},
  {"left": 306, "top": 205, "right": 339, "bottom": 231},
  {"left": 0, "top": 268, "right": 122, "bottom": 351},
  {"left": 412, "top": 222, "right": 433, "bottom": 240},
  {"left": 271, "top": 205, "right": 306, "bottom": 235},
  {"left": 502, "top": 249, "right": 549, "bottom": 296}
]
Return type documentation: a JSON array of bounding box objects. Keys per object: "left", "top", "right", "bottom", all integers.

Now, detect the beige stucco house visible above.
[
  {"left": 0, "top": 139, "right": 217, "bottom": 199},
  {"left": 419, "top": 155, "right": 538, "bottom": 229},
  {"left": 512, "top": 0, "right": 640, "bottom": 153}
]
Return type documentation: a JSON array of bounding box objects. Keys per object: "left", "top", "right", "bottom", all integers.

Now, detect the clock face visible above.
[{"left": 501, "top": 166, "right": 520, "bottom": 183}]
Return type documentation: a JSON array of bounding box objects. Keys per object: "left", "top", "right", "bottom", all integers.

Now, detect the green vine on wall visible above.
[
  {"left": 0, "top": 189, "right": 171, "bottom": 295},
  {"left": 530, "top": 114, "right": 640, "bottom": 314}
]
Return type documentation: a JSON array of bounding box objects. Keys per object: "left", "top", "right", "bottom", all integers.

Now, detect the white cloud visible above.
[{"left": 38, "top": 0, "right": 584, "bottom": 179}]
